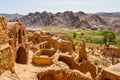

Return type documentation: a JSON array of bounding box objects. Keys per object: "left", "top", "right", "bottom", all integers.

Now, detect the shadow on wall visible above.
[{"left": 16, "top": 46, "right": 28, "bottom": 64}]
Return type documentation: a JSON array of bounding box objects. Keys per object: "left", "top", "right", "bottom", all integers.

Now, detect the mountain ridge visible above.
[
  {"left": 1, "top": 11, "right": 120, "bottom": 34},
  {"left": 0, "top": 13, "right": 23, "bottom": 20},
  {"left": 11, "top": 11, "right": 108, "bottom": 28}
]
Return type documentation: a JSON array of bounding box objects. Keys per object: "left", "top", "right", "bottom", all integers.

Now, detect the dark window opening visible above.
[
  {"left": 18, "top": 30, "right": 22, "bottom": 44},
  {"left": 104, "top": 78, "right": 111, "bottom": 80}
]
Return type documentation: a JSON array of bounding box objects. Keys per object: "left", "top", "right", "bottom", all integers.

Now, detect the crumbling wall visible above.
[
  {"left": 79, "top": 61, "right": 97, "bottom": 79},
  {"left": 7, "top": 22, "right": 28, "bottom": 64},
  {"left": 8, "top": 22, "right": 28, "bottom": 45},
  {"left": 58, "top": 54, "right": 97, "bottom": 79},
  {"left": 32, "top": 32, "right": 41, "bottom": 44},
  {"left": 58, "top": 40, "right": 74, "bottom": 53},
  {"left": 102, "top": 46, "right": 120, "bottom": 57},
  {"left": 29, "top": 30, "right": 45, "bottom": 43},
  {"left": 79, "top": 42, "right": 87, "bottom": 62},
  {"left": 38, "top": 41, "right": 48, "bottom": 49},
  {"left": 37, "top": 63, "right": 91, "bottom": 80},
  {"left": 31, "top": 35, "right": 52, "bottom": 49},
  {"left": 0, "top": 16, "right": 14, "bottom": 75},
  {"left": 40, "top": 36, "right": 52, "bottom": 48},
  {"left": 8, "top": 22, "right": 28, "bottom": 50},
  {"left": 40, "top": 49, "right": 56, "bottom": 57},
  {"left": 50, "top": 38, "right": 59, "bottom": 50},
  {"left": 101, "top": 70, "right": 119, "bottom": 80},
  {"left": 31, "top": 32, "right": 75, "bottom": 52},
  {"left": 97, "top": 63, "right": 120, "bottom": 80},
  {"left": 32, "top": 49, "right": 56, "bottom": 65}
]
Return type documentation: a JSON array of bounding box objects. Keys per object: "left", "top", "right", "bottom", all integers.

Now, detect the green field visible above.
[{"left": 29, "top": 28, "right": 120, "bottom": 47}]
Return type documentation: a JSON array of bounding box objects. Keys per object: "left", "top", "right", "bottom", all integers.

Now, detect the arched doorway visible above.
[{"left": 16, "top": 46, "right": 28, "bottom": 64}]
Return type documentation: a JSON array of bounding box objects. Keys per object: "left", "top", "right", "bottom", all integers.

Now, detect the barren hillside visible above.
[{"left": 11, "top": 11, "right": 120, "bottom": 34}]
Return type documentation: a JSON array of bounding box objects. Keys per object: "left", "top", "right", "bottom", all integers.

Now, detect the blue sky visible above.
[{"left": 0, "top": 0, "right": 120, "bottom": 14}]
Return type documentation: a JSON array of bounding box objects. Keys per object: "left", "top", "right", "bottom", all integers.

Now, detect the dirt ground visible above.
[{"left": 0, "top": 50, "right": 48, "bottom": 80}]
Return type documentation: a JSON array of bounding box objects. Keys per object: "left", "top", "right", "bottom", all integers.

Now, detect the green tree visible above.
[
  {"left": 81, "top": 32, "right": 84, "bottom": 36},
  {"left": 73, "top": 32, "right": 77, "bottom": 39},
  {"left": 101, "top": 30, "right": 116, "bottom": 44}
]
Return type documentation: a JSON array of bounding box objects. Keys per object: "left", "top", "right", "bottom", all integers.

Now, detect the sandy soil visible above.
[{"left": 0, "top": 50, "right": 49, "bottom": 80}]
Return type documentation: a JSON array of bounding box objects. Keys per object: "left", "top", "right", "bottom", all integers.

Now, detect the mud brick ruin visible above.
[
  {"left": 0, "top": 16, "right": 120, "bottom": 80},
  {"left": 0, "top": 16, "right": 14, "bottom": 75},
  {"left": 79, "top": 41, "right": 87, "bottom": 61},
  {"left": 8, "top": 21, "right": 28, "bottom": 64}
]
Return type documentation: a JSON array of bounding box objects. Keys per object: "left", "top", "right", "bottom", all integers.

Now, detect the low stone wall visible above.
[
  {"left": 58, "top": 54, "right": 97, "bottom": 79},
  {"left": 37, "top": 63, "right": 91, "bottom": 80},
  {"left": 40, "top": 49, "right": 56, "bottom": 57},
  {"left": 32, "top": 55, "right": 53, "bottom": 65}
]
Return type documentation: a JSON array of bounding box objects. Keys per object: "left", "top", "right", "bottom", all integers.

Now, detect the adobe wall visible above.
[
  {"left": 100, "top": 63, "right": 120, "bottom": 80},
  {"left": 32, "top": 49, "right": 56, "bottom": 65},
  {"left": 32, "top": 55, "right": 53, "bottom": 65},
  {"left": 40, "top": 49, "right": 56, "bottom": 57},
  {"left": 102, "top": 47, "right": 120, "bottom": 57},
  {"left": 8, "top": 22, "right": 28, "bottom": 43},
  {"left": 0, "top": 16, "right": 14, "bottom": 75},
  {"left": 31, "top": 32, "right": 75, "bottom": 53},
  {"left": 58, "top": 40, "right": 74, "bottom": 53},
  {"left": 7, "top": 22, "right": 28, "bottom": 64},
  {"left": 101, "top": 70, "right": 119, "bottom": 80},
  {"left": 37, "top": 63, "right": 91, "bottom": 80},
  {"left": 7, "top": 22, "right": 28, "bottom": 48},
  {"left": 50, "top": 38, "right": 59, "bottom": 50},
  {"left": 79, "top": 42, "right": 87, "bottom": 61},
  {"left": 58, "top": 54, "right": 97, "bottom": 79},
  {"left": 40, "top": 36, "right": 52, "bottom": 48},
  {"left": 32, "top": 32, "right": 41, "bottom": 44}
]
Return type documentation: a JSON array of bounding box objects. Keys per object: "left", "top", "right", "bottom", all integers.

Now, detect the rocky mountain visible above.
[
  {"left": 93, "top": 12, "right": 120, "bottom": 33},
  {"left": 12, "top": 11, "right": 108, "bottom": 28},
  {"left": 91, "top": 12, "right": 120, "bottom": 25},
  {"left": 0, "top": 13, "right": 23, "bottom": 20},
  {"left": 11, "top": 11, "right": 120, "bottom": 33}
]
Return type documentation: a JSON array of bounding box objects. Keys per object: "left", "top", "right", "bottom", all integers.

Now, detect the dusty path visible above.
[{"left": 0, "top": 50, "right": 48, "bottom": 80}]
